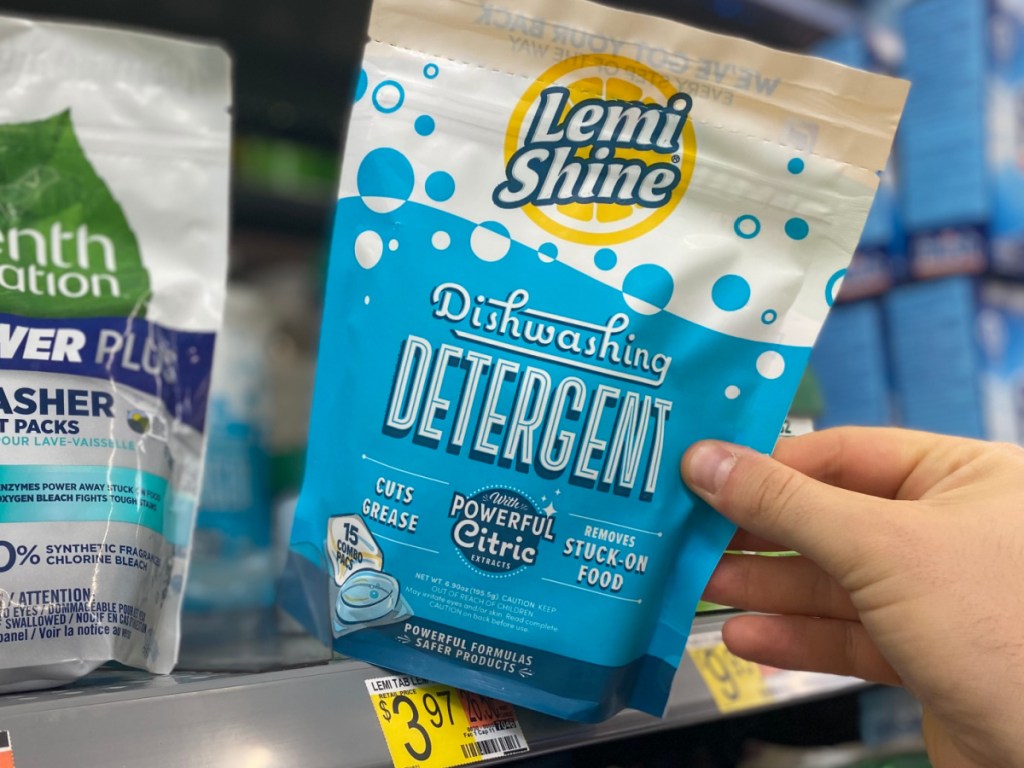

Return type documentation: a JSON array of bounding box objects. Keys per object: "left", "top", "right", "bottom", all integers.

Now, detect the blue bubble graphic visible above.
[
  {"left": 788, "top": 157, "right": 805, "bottom": 174},
  {"left": 425, "top": 171, "right": 455, "bottom": 202},
  {"left": 761, "top": 309, "right": 778, "bottom": 325},
  {"left": 424, "top": 63, "right": 440, "bottom": 79},
  {"left": 470, "top": 221, "right": 512, "bottom": 263},
  {"left": 415, "top": 115, "right": 435, "bottom": 136},
  {"left": 712, "top": 274, "right": 751, "bottom": 312},
  {"left": 481, "top": 220, "right": 509, "bottom": 237},
  {"left": 355, "top": 69, "right": 368, "bottom": 102},
  {"left": 623, "top": 264, "right": 674, "bottom": 310},
  {"left": 785, "top": 217, "right": 810, "bottom": 240},
  {"left": 734, "top": 214, "right": 761, "bottom": 239},
  {"left": 539, "top": 242, "right": 558, "bottom": 259},
  {"left": 594, "top": 248, "right": 617, "bottom": 271},
  {"left": 372, "top": 81, "right": 405, "bottom": 113},
  {"left": 357, "top": 148, "right": 415, "bottom": 201},
  {"left": 825, "top": 269, "right": 847, "bottom": 307}
]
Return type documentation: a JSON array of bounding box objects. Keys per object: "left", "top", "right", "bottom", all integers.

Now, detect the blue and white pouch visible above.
[{"left": 284, "top": 0, "right": 907, "bottom": 721}]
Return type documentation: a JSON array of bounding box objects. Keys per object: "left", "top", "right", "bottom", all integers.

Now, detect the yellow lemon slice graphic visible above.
[{"left": 504, "top": 54, "right": 697, "bottom": 246}]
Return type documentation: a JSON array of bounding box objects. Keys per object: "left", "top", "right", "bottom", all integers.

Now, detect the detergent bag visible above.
[
  {"left": 0, "top": 18, "right": 231, "bottom": 690},
  {"left": 284, "top": 0, "right": 907, "bottom": 721}
]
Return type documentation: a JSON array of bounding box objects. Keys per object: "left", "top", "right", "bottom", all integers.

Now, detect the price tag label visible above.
[
  {"left": 780, "top": 417, "right": 815, "bottom": 437},
  {"left": 686, "top": 634, "right": 773, "bottom": 714},
  {"left": 366, "top": 675, "right": 529, "bottom": 768},
  {"left": 0, "top": 730, "right": 15, "bottom": 768}
]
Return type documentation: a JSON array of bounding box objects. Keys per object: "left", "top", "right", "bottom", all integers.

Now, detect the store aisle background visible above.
[{"left": 4, "top": 0, "right": 1016, "bottom": 764}]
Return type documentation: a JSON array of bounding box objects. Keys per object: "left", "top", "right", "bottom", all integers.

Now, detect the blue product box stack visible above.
[
  {"left": 976, "top": 281, "right": 1024, "bottom": 444},
  {"left": 884, "top": 276, "right": 986, "bottom": 438},
  {"left": 809, "top": 5, "right": 1024, "bottom": 442},
  {"left": 988, "top": 3, "right": 1024, "bottom": 275},
  {"left": 899, "top": 0, "right": 1024, "bottom": 278},
  {"left": 810, "top": 301, "right": 893, "bottom": 428}
]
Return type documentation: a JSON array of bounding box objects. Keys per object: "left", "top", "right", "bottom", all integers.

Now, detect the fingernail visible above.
[{"left": 686, "top": 442, "right": 737, "bottom": 495}]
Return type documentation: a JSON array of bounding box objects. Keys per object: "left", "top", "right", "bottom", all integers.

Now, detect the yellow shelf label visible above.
[
  {"left": 687, "top": 639, "right": 774, "bottom": 714},
  {"left": 366, "top": 675, "right": 528, "bottom": 768}
]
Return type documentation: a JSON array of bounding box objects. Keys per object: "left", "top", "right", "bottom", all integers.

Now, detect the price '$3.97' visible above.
[{"left": 366, "top": 675, "right": 529, "bottom": 767}]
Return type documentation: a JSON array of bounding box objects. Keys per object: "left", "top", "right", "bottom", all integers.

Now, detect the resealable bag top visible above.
[
  {"left": 285, "top": 0, "right": 908, "bottom": 722},
  {"left": 0, "top": 17, "right": 231, "bottom": 691}
]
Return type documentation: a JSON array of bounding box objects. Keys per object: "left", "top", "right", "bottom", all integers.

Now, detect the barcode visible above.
[{"left": 460, "top": 734, "right": 525, "bottom": 759}]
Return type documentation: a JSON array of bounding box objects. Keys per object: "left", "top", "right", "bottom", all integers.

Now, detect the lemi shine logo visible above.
[{"left": 495, "top": 54, "right": 698, "bottom": 246}]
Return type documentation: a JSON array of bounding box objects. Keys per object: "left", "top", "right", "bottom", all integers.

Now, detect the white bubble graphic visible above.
[
  {"left": 623, "top": 294, "right": 661, "bottom": 316},
  {"left": 622, "top": 264, "right": 673, "bottom": 316},
  {"left": 537, "top": 242, "right": 558, "bottom": 263},
  {"left": 725, "top": 385, "right": 741, "bottom": 400},
  {"left": 470, "top": 222, "right": 512, "bottom": 262},
  {"left": 354, "top": 230, "right": 384, "bottom": 270},
  {"left": 388, "top": 239, "right": 399, "bottom": 251},
  {"left": 432, "top": 231, "right": 451, "bottom": 250},
  {"left": 364, "top": 295, "right": 371, "bottom": 305},
  {"left": 363, "top": 197, "right": 406, "bottom": 214},
  {"left": 756, "top": 351, "right": 786, "bottom": 380}
]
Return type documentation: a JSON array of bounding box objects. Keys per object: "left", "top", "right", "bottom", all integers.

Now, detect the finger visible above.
[
  {"left": 727, "top": 529, "right": 788, "bottom": 553},
  {"left": 722, "top": 613, "right": 900, "bottom": 686},
  {"left": 772, "top": 427, "right": 977, "bottom": 501},
  {"left": 703, "top": 554, "right": 858, "bottom": 621},
  {"left": 682, "top": 440, "right": 899, "bottom": 574}
]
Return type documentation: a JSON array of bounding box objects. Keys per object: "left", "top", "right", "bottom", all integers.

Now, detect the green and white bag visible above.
[{"left": 0, "top": 17, "right": 231, "bottom": 690}]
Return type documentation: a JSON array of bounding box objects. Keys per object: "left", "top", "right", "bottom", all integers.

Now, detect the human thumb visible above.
[{"left": 681, "top": 440, "right": 886, "bottom": 576}]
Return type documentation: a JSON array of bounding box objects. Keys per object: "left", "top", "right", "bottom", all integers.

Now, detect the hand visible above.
[{"left": 681, "top": 427, "right": 1024, "bottom": 768}]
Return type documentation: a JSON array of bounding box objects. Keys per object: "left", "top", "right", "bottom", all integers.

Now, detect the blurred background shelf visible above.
[
  {"left": 0, "top": 613, "right": 866, "bottom": 768},
  {"left": 1, "top": 0, "right": 864, "bottom": 270},
  {"left": 3, "top": 0, "right": 862, "bottom": 141},
  {"left": 0, "top": 0, "right": 987, "bottom": 764}
]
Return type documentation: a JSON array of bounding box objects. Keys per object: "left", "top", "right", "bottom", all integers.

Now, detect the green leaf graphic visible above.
[{"left": 0, "top": 110, "right": 150, "bottom": 318}]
